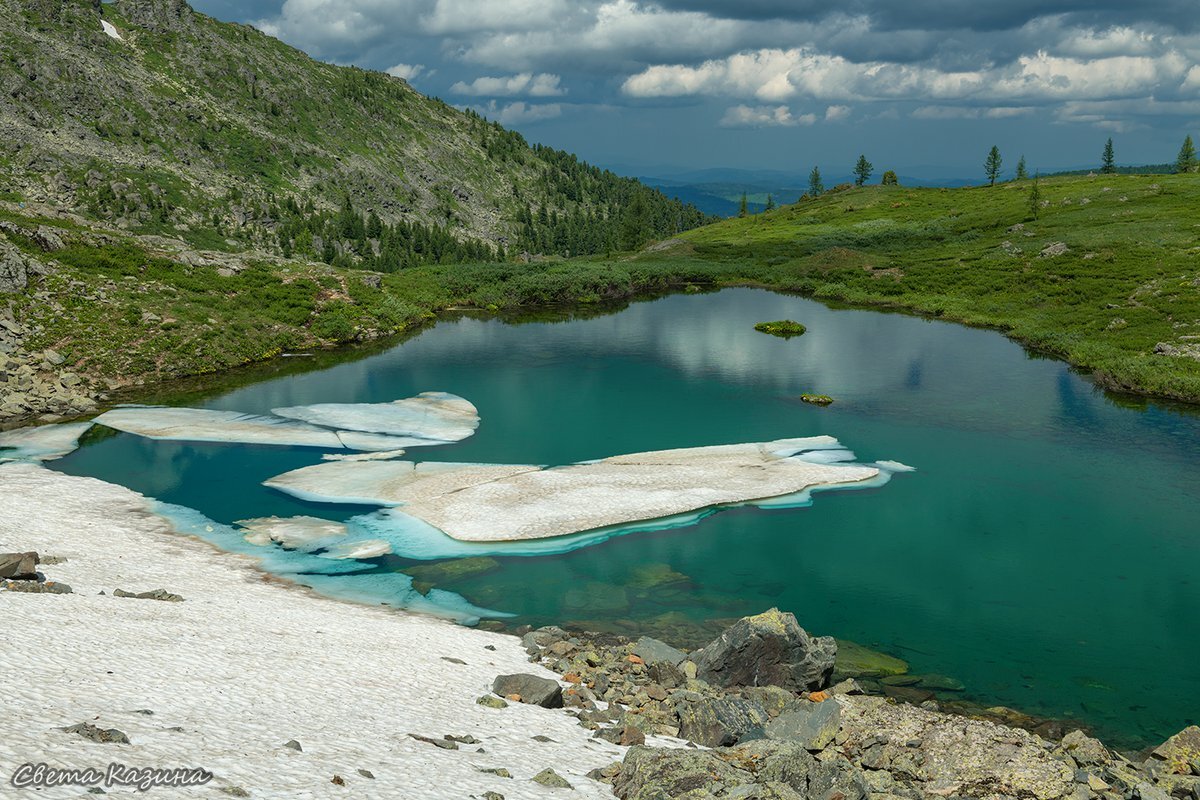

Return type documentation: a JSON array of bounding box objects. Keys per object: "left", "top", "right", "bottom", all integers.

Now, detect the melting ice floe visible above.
[
  {"left": 264, "top": 436, "right": 914, "bottom": 557},
  {"left": 0, "top": 422, "right": 95, "bottom": 463},
  {"left": 273, "top": 392, "right": 478, "bottom": 442},
  {"left": 237, "top": 515, "right": 393, "bottom": 560},
  {"left": 153, "top": 501, "right": 509, "bottom": 624},
  {"left": 92, "top": 392, "right": 479, "bottom": 451}
]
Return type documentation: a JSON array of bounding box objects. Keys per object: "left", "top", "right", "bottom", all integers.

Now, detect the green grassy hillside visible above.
[
  {"left": 3, "top": 173, "right": 1199, "bottom": 418},
  {"left": 638, "top": 173, "right": 1200, "bottom": 402}
]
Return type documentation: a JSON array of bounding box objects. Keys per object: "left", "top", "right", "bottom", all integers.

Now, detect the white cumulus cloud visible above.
[
  {"left": 472, "top": 100, "right": 563, "bottom": 124},
  {"left": 450, "top": 73, "right": 565, "bottom": 97},
  {"left": 385, "top": 63, "right": 425, "bottom": 80},
  {"left": 720, "top": 104, "right": 815, "bottom": 127}
]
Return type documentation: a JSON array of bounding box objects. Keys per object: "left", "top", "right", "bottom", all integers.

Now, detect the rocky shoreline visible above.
[
  {"left": 1, "top": 217, "right": 102, "bottom": 425},
  {"left": 495, "top": 609, "right": 1200, "bottom": 800}
]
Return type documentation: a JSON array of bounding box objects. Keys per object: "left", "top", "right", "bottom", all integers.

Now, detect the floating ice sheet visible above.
[
  {"left": 93, "top": 394, "right": 475, "bottom": 452},
  {"left": 266, "top": 460, "right": 542, "bottom": 507},
  {"left": 265, "top": 436, "right": 888, "bottom": 544},
  {"left": 151, "top": 501, "right": 505, "bottom": 623},
  {"left": 0, "top": 422, "right": 94, "bottom": 463},
  {"left": 344, "top": 506, "right": 717, "bottom": 560},
  {"left": 272, "top": 392, "right": 479, "bottom": 442},
  {"left": 321, "top": 449, "right": 408, "bottom": 462},
  {"left": 238, "top": 516, "right": 349, "bottom": 552},
  {"left": 319, "top": 539, "right": 392, "bottom": 560},
  {"left": 96, "top": 407, "right": 346, "bottom": 448},
  {"left": 874, "top": 460, "right": 917, "bottom": 472}
]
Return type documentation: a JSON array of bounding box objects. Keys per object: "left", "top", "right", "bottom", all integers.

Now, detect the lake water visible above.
[{"left": 52, "top": 288, "right": 1200, "bottom": 748}]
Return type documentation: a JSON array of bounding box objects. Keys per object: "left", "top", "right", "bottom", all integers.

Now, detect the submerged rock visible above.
[
  {"left": 627, "top": 562, "right": 691, "bottom": 590},
  {"left": 564, "top": 581, "right": 630, "bottom": 613},
  {"left": 694, "top": 609, "right": 836, "bottom": 692},
  {"left": 405, "top": 556, "right": 501, "bottom": 594},
  {"left": 491, "top": 674, "right": 563, "bottom": 708},
  {"left": 800, "top": 394, "right": 834, "bottom": 406},
  {"left": 832, "top": 639, "right": 909, "bottom": 679}
]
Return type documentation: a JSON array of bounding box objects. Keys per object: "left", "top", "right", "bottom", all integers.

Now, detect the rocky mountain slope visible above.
[{"left": 1, "top": 0, "right": 708, "bottom": 264}]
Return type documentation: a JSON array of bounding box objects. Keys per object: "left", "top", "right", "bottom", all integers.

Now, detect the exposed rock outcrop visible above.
[{"left": 693, "top": 608, "right": 837, "bottom": 692}]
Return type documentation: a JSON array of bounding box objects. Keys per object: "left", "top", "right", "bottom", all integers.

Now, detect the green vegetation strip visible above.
[{"left": 9, "top": 173, "right": 1200, "bottom": 404}]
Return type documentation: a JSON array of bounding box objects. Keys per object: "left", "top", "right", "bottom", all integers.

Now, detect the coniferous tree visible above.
[
  {"left": 1016, "top": 155, "right": 1028, "bottom": 180},
  {"left": 1028, "top": 172, "right": 1042, "bottom": 219},
  {"left": 853, "top": 155, "right": 873, "bottom": 187},
  {"left": 738, "top": 193, "right": 749, "bottom": 217},
  {"left": 880, "top": 170, "right": 898, "bottom": 186},
  {"left": 764, "top": 194, "right": 775, "bottom": 211},
  {"left": 620, "top": 190, "right": 651, "bottom": 249},
  {"left": 985, "top": 145, "right": 1002, "bottom": 186},
  {"left": 808, "top": 166, "right": 824, "bottom": 196},
  {"left": 1177, "top": 135, "right": 1198, "bottom": 173},
  {"left": 1101, "top": 138, "right": 1116, "bottom": 174}
]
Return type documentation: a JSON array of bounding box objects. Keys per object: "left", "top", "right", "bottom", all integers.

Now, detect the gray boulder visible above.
[
  {"left": 632, "top": 636, "right": 687, "bottom": 667},
  {"left": 113, "top": 588, "right": 184, "bottom": 602},
  {"left": 809, "top": 753, "right": 868, "bottom": 800},
  {"left": 531, "top": 768, "right": 572, "bottom": 789},
  {"left": 0, "top": 239, "right": 29, "bottom": 294},
  {"left": 733, "top": 740, "right": 816, "bottom": 791},
  {"left": 693, "top": 609, "right": 836, "bottom": 692},
  {"left": 61, "top": 722, "right": 129, "bottom": 744},
  {"left": 614, "top": 745, "right": 754, "bottom": 800},
  {"left": 0, "top": 551, "right": 39, "bottom": 580},
  {"left": 491, "top": 674, "right": 563, "bottom": 708},
  {"left": 1060, "top": 729, "right": 1110, "bottom": 766},
  {"left": 763, "top": 699, "right": 841, "bottom": 751},
  {"left": 676, "top": 696, "right": 769, "bottom": 747},
  {"left": 1151, "top": 726, "right": 1200, "bottom": 776},
  {"left": 3, "top": 579, "right": 72, "bottom": 594}
]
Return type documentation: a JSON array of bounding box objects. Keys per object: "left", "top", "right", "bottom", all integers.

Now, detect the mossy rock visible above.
[
  {"left": 754, "top": 320, "right": 806, "bottom": 338},
  {"left": 800, "top": 394, "right": 834, "bottom": 406},
  {"left": 405, "top": 556, "right": 501, "bottom": 595},
  {"left": 833, "top": 639, "right": 910, "bottom": 679}
]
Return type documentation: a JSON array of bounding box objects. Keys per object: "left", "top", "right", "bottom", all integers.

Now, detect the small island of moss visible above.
[
  {"left": 800, "top": 394, "right": 834, "bottom": 406},
  {"left": 754, "top": 320, "right": 807, "bottom": 338}
]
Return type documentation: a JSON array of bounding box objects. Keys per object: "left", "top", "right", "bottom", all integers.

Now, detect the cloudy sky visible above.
[{"left": 193, "top": 0, "right": 1200, "bottom": 179}]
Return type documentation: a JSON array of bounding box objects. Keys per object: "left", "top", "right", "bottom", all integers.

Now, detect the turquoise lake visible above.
[{"left": 52, "top": 288, "right": 1200, "bottom": 748}]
